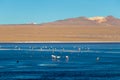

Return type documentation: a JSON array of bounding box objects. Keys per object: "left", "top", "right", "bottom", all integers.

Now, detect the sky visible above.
[{"left": 0, "top": 0, "right": 120, "bottom": 24}]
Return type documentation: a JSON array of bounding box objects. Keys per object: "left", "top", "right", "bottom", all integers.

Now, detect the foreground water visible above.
[{"left": 0, "top": 43, "right": 120, "bottom": 80}]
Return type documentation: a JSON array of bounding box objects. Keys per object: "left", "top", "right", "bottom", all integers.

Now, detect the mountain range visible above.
[
  {"left": 42, "top": 16, "right": 120, "bottom": 26},
  {"left": 0, "top": 15, "right": 120, "bottom": 41}
]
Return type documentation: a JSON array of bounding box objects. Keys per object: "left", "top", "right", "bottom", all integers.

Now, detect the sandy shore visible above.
[
  {"left": 0, "top": 41, "right": 120, "bottom": 43},
  {"left": 0, "top": 24, "right": 120, "bottom": 42}
]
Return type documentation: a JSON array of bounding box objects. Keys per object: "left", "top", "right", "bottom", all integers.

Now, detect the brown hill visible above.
[
  {"left": 105, "top": 16, "right": 120, "bottom": 26},
  {"left": 0, "top": 16, "right": 120, "bottom": 42},
  {"left": 44, "top": 16, "right": 120, "bottom": 26},
  {"left": 47, "top": 17, "right": 98, "bottom": 25}
]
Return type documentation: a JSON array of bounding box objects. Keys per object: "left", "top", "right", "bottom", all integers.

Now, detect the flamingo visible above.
[{"left": 96, "top": 57, "right": 100, "bottom": 61}]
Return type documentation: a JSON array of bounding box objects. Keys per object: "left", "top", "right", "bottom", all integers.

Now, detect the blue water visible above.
[{"left": 0, "top": 43, "right": 120, "bottom": 80}]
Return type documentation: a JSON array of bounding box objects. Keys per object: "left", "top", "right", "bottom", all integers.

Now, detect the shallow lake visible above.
[{"left": 0, "top": 43, "right": 120, "bottom": 80}]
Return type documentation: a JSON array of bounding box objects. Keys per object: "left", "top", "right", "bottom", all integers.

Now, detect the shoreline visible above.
[{"left": 0, "top": 41, "right": 120, "bottom": 43}]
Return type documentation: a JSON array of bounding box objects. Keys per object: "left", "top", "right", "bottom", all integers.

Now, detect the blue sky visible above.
[{"left": 0, "top": 0, "right": 120, "bottom": 24}]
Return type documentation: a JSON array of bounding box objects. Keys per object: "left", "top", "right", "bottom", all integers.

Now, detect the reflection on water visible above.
[{"left": 0, "top": 43, "right": 120, "bottom": 80}]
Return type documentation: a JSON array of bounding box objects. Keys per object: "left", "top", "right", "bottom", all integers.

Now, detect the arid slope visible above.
[{"left": 0, "top": 16, "right": 120, "bottom": 42}]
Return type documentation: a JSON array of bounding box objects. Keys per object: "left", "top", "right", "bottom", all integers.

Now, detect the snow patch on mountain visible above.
[{"left": 88, "top": 16, "right": 107, "bottom": 23}]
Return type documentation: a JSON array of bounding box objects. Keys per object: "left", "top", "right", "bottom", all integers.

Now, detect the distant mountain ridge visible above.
[
  {"left": 44, "top": 16, "right": 120, "bottom": 26},
  {"left": 0, "top": 15, "right": 120, "bottom": 41}
]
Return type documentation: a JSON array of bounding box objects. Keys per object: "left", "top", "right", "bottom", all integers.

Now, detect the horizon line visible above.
[{"left": 0, "top": 15, "right": 119, "bottom": 25}]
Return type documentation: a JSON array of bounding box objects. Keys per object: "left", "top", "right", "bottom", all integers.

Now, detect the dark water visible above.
[{"left": 0, "top": 43, "right": 120, "bottom": 80}]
